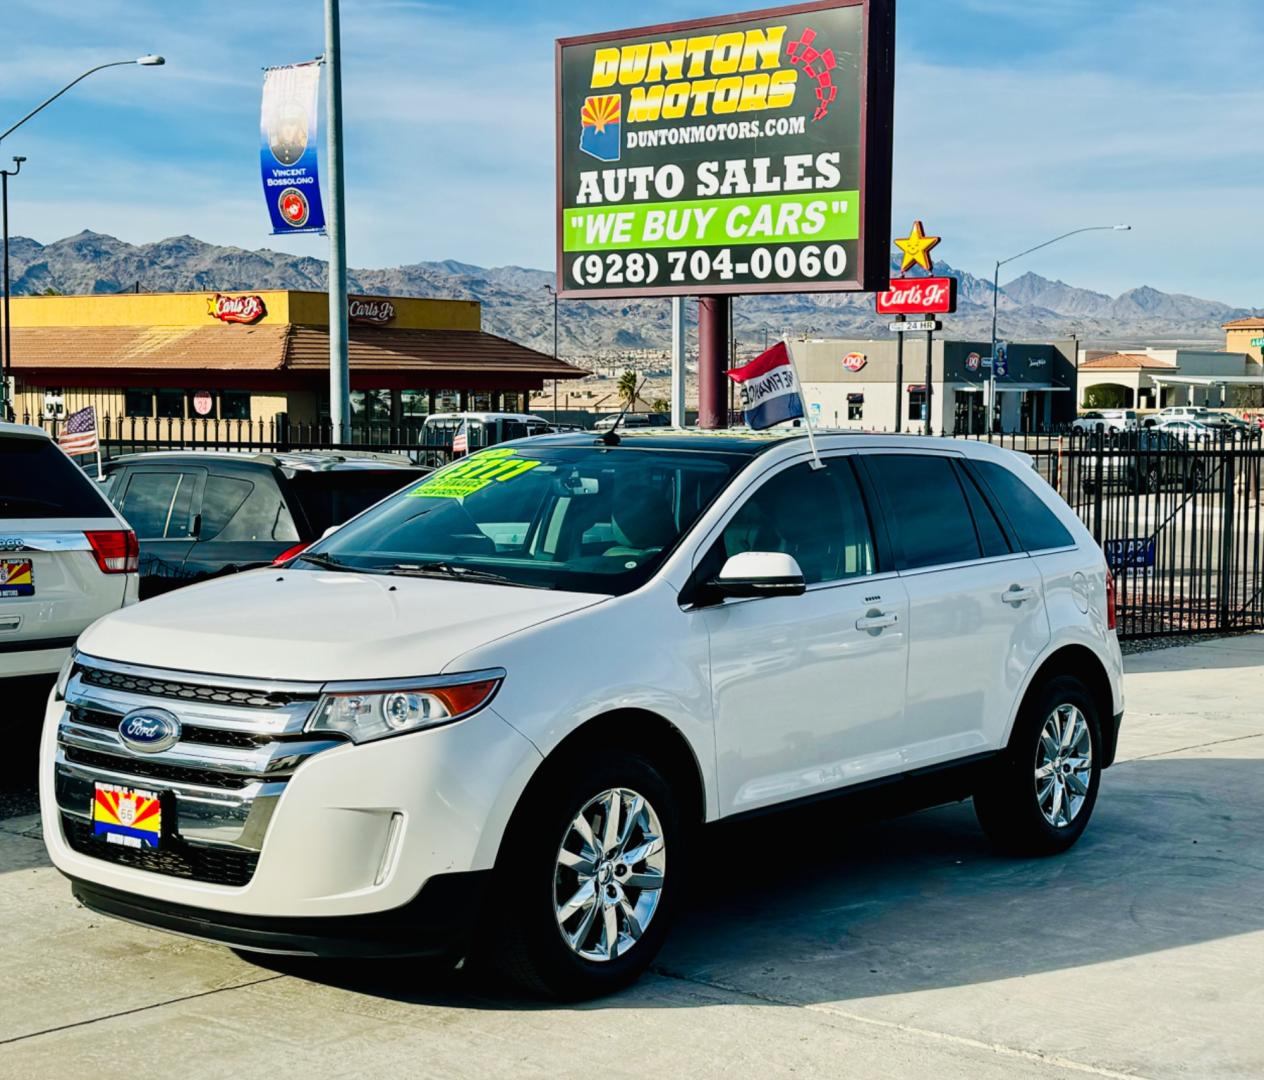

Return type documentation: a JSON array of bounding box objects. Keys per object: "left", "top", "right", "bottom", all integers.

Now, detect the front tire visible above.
[
  {"left": 492, "top": 748, "right": 681, "bottom": 999},
  {"left": 974, "top": 675, "right": 1102, "bottom": 855}
]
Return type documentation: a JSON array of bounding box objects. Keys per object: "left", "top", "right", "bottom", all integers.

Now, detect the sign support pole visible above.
[
  {"left": 893, "top": 313, "right": 905, "bottom": 432},
  {"left": 324, "top": 0, "right": 350, "bottom": 443},
  {"left": 670, "top": 296, "right": 686, "bottom": 428},
  {"left": 924, "top": 328, "right": 934, "bottom": 435},
  {"left": 697, "top": 296, "right": 729, "bottom": 429}
]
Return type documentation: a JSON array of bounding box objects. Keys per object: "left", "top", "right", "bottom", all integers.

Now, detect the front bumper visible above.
[
  {"left": 42, "top": 665, "right": 541, "bottom": 922},
  {"left": 70, "top": 871, "right": 491, "bottom": 958}
]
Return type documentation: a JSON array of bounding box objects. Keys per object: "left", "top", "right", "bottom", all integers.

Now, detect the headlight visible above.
[
  {"left": 307, "top": 671, "right": 503, "bottom": 744},
  {"left": 54, "top": 652, "right": 76, "bottom": 701}
]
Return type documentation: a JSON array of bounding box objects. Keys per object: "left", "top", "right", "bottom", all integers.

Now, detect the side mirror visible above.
[{"left": 709, "top": 551, "right": 806, "bottom": 599}]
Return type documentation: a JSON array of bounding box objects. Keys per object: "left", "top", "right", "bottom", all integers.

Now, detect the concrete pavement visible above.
[{"left": 3, "top": 637, "right": 1263, "bottom": 1079}]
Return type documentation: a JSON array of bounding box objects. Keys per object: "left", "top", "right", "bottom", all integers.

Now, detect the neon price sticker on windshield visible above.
[{"left": 409, "top": 448, "right": 542, "bottom": 499}]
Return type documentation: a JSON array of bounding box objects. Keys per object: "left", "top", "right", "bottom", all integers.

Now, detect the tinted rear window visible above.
[
  {"left": 0, "top": 436, "right": 110, "bottom": 519},
  {"left": 974, "top": 460, "right": 1075, "bottom": 552},
  {"left": 865, "top": 454, "right": 981, "bottom": 570},
  {"left": 285, "top": 470, "right": 417, "bottom": 536}
]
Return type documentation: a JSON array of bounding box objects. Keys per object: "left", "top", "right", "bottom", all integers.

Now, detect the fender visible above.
[{"left": 999, "top": 625, "right": 1122, "bottom": 750}]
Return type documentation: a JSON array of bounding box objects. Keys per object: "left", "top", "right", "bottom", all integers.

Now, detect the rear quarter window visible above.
[
  {"left": 0, "top": 435, "right": 111, "bottom": 519},
  {"left": 973, "top": 460, "right": 1075, "bottom": 552},
  {"left": 864, "top": 453, "right": 982, "bottom": 570}
]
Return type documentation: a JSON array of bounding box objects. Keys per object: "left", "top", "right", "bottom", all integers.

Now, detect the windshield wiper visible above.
[
  {"left": 295, "top": 551, "right": 356, "bottom": 573},
  {"left": 382, "top": 562, "right": 544, "bottom": 588}
]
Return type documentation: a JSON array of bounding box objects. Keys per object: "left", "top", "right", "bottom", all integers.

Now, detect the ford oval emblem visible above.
[{"left": 118, "top": 708, "right": 181, "bottom": 754}]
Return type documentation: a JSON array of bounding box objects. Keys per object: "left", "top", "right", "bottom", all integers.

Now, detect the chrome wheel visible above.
[
  {"left": 554, "top": 787, "right": 666, "bottom": 963},
  {"left": 1035, "top": 704, "right": 1093, "bottom": 828}
]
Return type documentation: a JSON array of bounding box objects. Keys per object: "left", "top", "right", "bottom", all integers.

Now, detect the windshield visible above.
[{"left": 305, "top": 444, "right": 742, "bottom": 594}]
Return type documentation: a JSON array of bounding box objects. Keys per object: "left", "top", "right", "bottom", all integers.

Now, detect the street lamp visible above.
[
  {"left": 544, "top": 283, "right": 559, "bottom": 418},
  {"left": 988, "top": 224, "right": 1131, "bottom": 436},
  {"left": 0, "top": 55, "right": 164, "bottom": 419}
]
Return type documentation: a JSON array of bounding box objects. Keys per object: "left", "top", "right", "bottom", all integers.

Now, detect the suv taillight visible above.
[
  {"left": 1105, "top": 568, "right": 1117, "bottom": 631},
  {"left": 85, "top": 530, "right": 139, "bottom": 574}
]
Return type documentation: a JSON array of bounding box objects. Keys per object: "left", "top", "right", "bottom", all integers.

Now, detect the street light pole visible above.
[
  {"left": 988, "top": 224, "right": 1131, "bottom": 438},
  {"left": 1, "top": 158, "right": 23, "bottom": 421},
  {"left": 324, "top": 0, "right": 350, "bottom": 442},
  {"left": 544, "top": 283, "right": 558, "bottom": 418},
  {"left": 0, "top": 54, "right": 164, "bottom": 421}
]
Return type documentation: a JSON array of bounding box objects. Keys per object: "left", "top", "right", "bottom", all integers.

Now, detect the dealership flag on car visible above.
[{"left": 727, "top": 340, "right": 823, "bottom": 468}]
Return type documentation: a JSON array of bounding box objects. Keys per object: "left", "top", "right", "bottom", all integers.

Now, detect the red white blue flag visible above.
[
  {"left": 726, "top": 342, "right": 805, "bottom": 430},
  {"left": 450, "top": 419, "right": 469, "bottom": 456},
  {"left": 58, "top": 405, "right": 99, "bottom": 457}
]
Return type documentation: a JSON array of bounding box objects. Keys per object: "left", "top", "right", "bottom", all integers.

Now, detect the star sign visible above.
[{"left": 894, "top": 220, "right": 941, "bottom": 273}]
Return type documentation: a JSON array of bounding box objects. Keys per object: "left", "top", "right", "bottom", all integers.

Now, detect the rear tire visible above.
[
  {"left": 491, "top": 748, "right": 682, "bottom": 999},
  {"left": 974, "top": 675, "right": 1102, "bottom": 856}
]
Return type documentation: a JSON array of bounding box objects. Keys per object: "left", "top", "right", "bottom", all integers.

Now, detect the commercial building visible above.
[
  {"left": 1223, "top": 317, "right": 1264, "bottom": 364},
  {"left": 1077, "top": 348, "right": 1261, "bottom": 409},
  {"left": 797, "top": 337, "right": 1078, "bottom": 434},
  {"left": 7, "top": 290, "right": 584, "bottom": 426}
]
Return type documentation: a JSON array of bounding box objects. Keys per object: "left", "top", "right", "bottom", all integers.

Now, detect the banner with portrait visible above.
[{"left": 260, "top": 62, "right": 326, "bottom": 234}]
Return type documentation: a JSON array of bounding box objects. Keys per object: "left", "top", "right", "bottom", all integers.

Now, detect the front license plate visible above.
[
  {"left": 0, "top": 559, "right": 33, "bottom": 598},
  {"left": 92, "top": 783, "right": 163, "bottom": 849}
]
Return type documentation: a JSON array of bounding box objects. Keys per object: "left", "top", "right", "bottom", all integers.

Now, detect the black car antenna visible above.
[{"left": 599, "top": 376, "right": 648, "bottom": 446}]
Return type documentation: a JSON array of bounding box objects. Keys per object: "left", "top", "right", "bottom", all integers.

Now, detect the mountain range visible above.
[{"left": 4, "top": 231, "right": 1255, "bottom": 357}]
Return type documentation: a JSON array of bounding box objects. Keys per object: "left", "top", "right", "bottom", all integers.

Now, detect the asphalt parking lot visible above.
[{"left": 3, "top": 639, "right": 1263, "bottom": 1079}]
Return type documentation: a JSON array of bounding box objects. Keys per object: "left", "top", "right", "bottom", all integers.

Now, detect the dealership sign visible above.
[
  {"left": 208, "top": 294, "right": 267, "bottom": 325},
  {"left": 349, "top": 298, "right": 397, "bottom": 325},
  {"left": 876, "top": 275, "right": 957, "bottom": 315},
  {"left": 555, "top": 1, "right": 895, "bottom": 298}
]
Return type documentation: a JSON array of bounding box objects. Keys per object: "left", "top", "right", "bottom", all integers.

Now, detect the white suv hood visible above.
[{"left": 77, "top": 568, "right": 607, "bottom": 682}]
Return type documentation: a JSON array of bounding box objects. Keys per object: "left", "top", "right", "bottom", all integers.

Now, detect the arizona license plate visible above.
[
  {"left": 92, "top": 783, "right": 163, "bottom": 849},
  {"left": 0, "top": 559, "right": 33, "bottom": 598}
]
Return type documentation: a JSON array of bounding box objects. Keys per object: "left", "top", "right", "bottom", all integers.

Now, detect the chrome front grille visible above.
[
  {"left": 76, "top": 663, "right": 308, "bottom": 709},
  {"left": 55, "top": 653, "right": 343, "bottom": 886}
]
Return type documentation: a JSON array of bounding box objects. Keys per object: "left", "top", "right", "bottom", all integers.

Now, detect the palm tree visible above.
[{"left": 617, "top": 370, "right": 638, "bottom": 411}]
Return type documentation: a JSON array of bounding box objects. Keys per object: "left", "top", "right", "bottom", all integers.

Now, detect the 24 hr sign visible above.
[{"left": 555, "top": 1, "right": 894, "bottom": 298}]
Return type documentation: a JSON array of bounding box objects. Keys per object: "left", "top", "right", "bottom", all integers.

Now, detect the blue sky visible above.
[{"left": 1, "top": 0, "right": 1260, "bottom": 304}]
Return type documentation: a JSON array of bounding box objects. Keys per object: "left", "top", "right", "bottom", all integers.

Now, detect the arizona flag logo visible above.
[
  {"left": 580, "top": 94, "right": 621, "bottom": 162},
  {"left": 727, "top": 341, "right": 806, "bottom": 430}
]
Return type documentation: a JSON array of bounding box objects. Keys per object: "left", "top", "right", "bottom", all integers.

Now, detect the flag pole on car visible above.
[{"left": 726, "top": 339, "right": 824, "bottom": 470}]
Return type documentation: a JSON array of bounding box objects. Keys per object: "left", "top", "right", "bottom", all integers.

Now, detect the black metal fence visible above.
[
  {"left": 26, "top": 413, "right": 442, "bottom": 462},
  {"left": 952, "top": 429, "right": 1264, "bottom": 639},
  {"left": 29, "top": 414, "right": 1264, "bottom": 641}
]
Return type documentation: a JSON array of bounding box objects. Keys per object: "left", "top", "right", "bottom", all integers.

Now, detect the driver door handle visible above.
[
  {"left": 856, "top": 610, "right": 898, "bottom": 631},
  {"left": 1001, "top": 585, "right": 1037, "bottom": 606}
]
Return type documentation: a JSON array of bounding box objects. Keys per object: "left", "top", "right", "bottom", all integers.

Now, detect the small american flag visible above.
[
  {"left": 58, "top": 406, "right": 100, "bottom": 457},
  {"left": 450, "top": 419, "right": 468, "bottom": 456}
]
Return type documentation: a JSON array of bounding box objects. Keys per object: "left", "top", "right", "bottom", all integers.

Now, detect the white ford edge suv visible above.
[
  {"left": 42, "top": 431, "right": 1122, "bottom": 998},
  {"left": 1, "top": 422, "right": 138, "bottom": 682}
]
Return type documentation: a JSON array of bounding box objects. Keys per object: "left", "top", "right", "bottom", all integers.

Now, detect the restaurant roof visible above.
[{"left": 10, "top": 323, "right": 585, "bottom": 381}]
